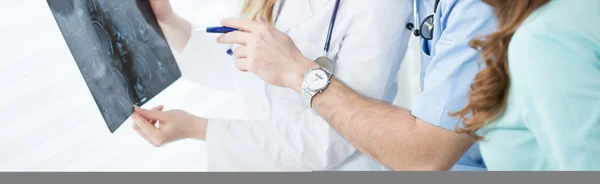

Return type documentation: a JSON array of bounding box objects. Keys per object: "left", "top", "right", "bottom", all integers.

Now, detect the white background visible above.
[{"left": 0, "top": 0, "right": 421, "bottom": 171}]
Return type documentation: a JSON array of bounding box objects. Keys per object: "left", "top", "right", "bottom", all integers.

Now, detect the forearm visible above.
[
  {"left": 157, "top": 14, "right": 192, "bottom": 52},
  {"left": 306, "top": 79, "right": 472, "bottom": 170}
]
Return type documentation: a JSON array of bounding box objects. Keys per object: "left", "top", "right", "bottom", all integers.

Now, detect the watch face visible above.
[{"left": 305, "top": 69, "right": 329, "bottom": 91}]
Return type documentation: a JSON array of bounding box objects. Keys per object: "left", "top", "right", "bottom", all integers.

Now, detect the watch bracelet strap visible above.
[{"left": 302, "top": 82, "right": 317, "bottom": 108}]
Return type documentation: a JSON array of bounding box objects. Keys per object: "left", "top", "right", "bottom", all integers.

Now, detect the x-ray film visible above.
[{"left": 47, "top": 0, "right": 182, "bottom": 133}]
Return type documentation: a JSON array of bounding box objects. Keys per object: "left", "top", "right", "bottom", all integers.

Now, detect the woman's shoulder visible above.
[
  {"left": 508, "top": 0, "right": 600, "bottom": 88},
  {"left": 511, "top": 0, "right": 599, "bottom": 57},
  {"left": 516, "top": 0, "right": 599, "bottom": 37}
]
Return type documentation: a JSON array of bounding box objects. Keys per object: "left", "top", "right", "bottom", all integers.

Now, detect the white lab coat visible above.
[{"left": 178, "top": 0, "right": 412, "bottom": 171}]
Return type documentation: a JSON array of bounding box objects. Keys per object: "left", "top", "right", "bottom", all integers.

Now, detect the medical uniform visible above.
[
  {"left": 480, "top": 0, "right": 600, "bottom": 170},
  {"left": 180, "top": 0, "right": 412, "bottom": 171},
  {"left": 411, "top": 0, "right": 497, "bottom": 171}
]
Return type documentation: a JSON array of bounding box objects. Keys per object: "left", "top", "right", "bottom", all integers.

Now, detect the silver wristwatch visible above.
[{"left": 301, "top": 57, "right": 335, "bottom": 108}]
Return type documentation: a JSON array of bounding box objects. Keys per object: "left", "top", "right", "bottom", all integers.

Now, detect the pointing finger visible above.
[{"left": 221, "top": 17, "right": 263, "bottom": 33}]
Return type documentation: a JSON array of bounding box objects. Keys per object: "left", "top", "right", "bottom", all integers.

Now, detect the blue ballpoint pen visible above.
[
  {"left": 195, "top": 26, "right": 240, "bottom": 33},
  {"left": 194, "top": 26, "right": 238, "bottom": 55}
]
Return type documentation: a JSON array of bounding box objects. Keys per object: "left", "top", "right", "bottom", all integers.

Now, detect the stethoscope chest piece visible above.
[{"left": 314, "top": 56, "right": 335, "bottom": 74}]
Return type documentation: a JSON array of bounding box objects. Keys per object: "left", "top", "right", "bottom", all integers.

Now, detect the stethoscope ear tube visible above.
[{"left": 323, "top": 0, "right": 343, "bottom": 55}]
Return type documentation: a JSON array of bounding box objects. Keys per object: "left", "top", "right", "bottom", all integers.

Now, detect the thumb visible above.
[{"left": 134, "top": 106, "right": 169, "bottom": 121}]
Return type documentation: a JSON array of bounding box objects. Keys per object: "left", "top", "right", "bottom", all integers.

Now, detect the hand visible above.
[
  {"left": 148, "top": 0, "right": 190, "bottom": 52},
  {"left": 149, "top": 0, "right": 175, "bottom": 22},
  {"left": 216, "top": 17, "right": 319, "bottom": 92},
  {"left": 131, "top": 106, "right": 208, "bottom": 147}
]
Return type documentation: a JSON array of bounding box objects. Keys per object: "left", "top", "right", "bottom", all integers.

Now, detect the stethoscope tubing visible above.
[{"left": 323, "top": 0, "right": 343, "bottom": 56}]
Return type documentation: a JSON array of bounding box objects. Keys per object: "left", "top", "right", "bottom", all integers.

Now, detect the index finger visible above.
[
  {"left": 221, "top": 17, "right": 263, "bottom": 33},
  {"left": 149, "top": 105, "right": 164, "bottom": 125},
  {"left": 131, "top": 105, "right": 163, "bottom": 126}
]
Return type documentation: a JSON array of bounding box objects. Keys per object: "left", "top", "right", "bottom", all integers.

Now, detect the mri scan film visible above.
[{"left": 47, "top": 0, "right": 182, "bottom": 133}]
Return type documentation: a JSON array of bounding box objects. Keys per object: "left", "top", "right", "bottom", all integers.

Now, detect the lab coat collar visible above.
[
  {"left": 313, "top": 0, "right": 334, "bottom": 6},
  {"left": 274, "top": 0, "right": 317, "bottom": 32},
  {"left": 227, "top": 0, "right": 333, "bottom": 33}
]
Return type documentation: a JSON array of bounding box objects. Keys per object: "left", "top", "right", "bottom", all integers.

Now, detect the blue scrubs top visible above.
[{"left": 412, "top": 0, "right": 497, "bottom": 171}]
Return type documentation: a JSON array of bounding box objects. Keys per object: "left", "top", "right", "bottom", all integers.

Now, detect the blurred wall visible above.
[{"left": 0, "top": 0, "right": 420, "bottom": 171}]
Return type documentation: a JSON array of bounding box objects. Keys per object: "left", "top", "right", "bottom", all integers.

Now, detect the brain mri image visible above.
[{"left": 47, "top": 0, "right": 182, "bottom": 133}]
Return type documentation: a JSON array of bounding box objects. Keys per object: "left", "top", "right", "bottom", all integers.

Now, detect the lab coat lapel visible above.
[{"left": 274, "top": 0, "right": 313, "bottom": 33}]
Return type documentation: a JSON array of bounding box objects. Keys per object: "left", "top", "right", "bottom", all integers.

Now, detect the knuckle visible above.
[
  {"left": 247, "top": 53, "right": 255, "bottom": 60},
  {"left": 234, "top": 61, "right": 244, "bottom": 70},
  {"left": 234, "top": 47, "right": 242, "bottom": 53},
  {"left": 153, "top": 136, "right": 166, "bottom": 146},
  {"left": 166, "top": 110, "right": 177, "bottom": 115},
  {"left": 173, "top": 110, "right": 185, "bottom": 115},
  {"left": 151, "top": 141, "right": 162, "bottom": 147},
  {"left": 249, "top": 63, "right": 259, "bottom": 72}
]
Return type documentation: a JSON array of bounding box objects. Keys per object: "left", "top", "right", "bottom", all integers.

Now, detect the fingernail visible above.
[{"left": 227, "top": 49, "right": 233, "bottom": 55}]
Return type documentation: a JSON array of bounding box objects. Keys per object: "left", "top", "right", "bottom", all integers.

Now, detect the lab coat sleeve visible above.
[
  {"left": 204, "top": 0, "right": 411, "bottom": 171},
  {"left": 410, "top": 0, "right": 497, "bottom": 130},
  {"left": 510, "top": 28, "right": 600, "bottom": 170},
  {"left": 174, "top": 24, "right": 240, "bottom": 92}
]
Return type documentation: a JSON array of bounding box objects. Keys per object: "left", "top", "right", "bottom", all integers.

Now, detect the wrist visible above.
[
  {"left": 157, "top": 12, "right": 180, "bottom": 27},
  {"left": 289, "top": 57, "right": 320, "bottom": 93},
  {"left": 189, "top": 117, "right": 208, "bottom": 140}
]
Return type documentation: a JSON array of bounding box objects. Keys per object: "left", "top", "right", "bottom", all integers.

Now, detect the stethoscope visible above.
[
  {"left": 312, "top": 0, "right": 342, "bottom": 74},
  {"left": 406, "top": 0, "right": 440, "bottom": 41}
]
